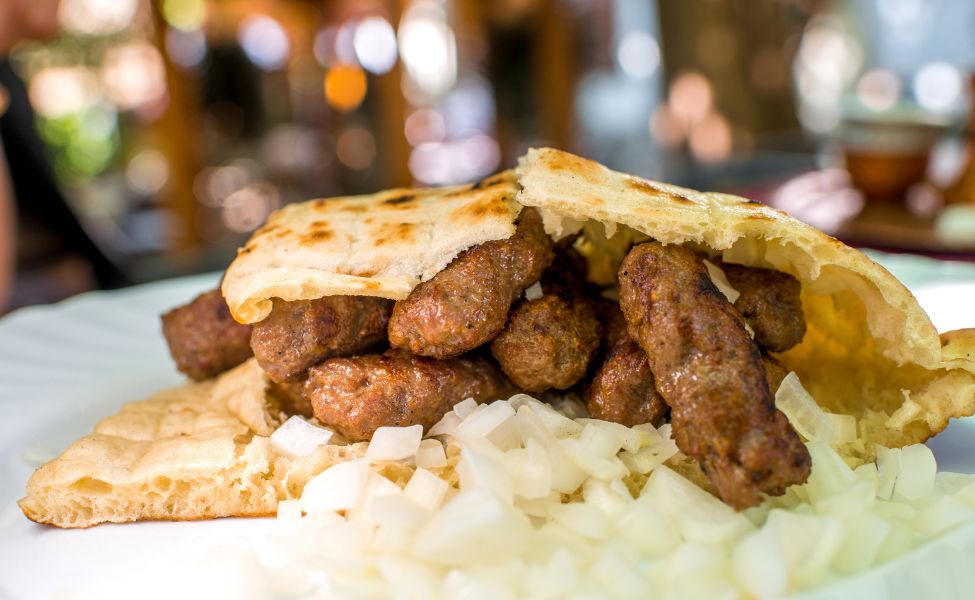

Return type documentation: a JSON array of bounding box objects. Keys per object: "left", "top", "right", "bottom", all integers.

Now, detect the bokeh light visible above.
[
  {"left": 126, "top": 149, "right": 171, "bottom": 196},
  {"left": 688, "top": 112, "right": 732, "bottom": 163},
  {"left": 28, "top": 67, "right": 99, "bottom": 118},
  {"left": 166, "top": 27, "right": 207, "bottom": 69},
  {"left": 222, "top": 182, "right": 280, "bottom": 232},
  {"left": 398, "top": 2, "right": 457, "bottom": 98},
  {"left": 404, "top": 109, "right": 446, "bottom": 146},
  {"left": 100, "top": 42, "right": 167, "bottom": 111},
  {"left": 162, "top": 0, "right": 206, "bottom": 32},
  {"left": 856, "top": 69, "right": 901, "bottom": 112},
  {"left": 913, "top": 61, "right": 964, "bottom": 114},
  {"left": 617, "top": 31, "right": 660, "bottom": 80},
  {"left": 336, "top": 127, "right": 377, "bottom": 170},
  {"left": 354, "top": 17, "right": 398, "bottom": 75},
  {"left": 668, "top": 72, "right": 713, "bottom": 127},
  {"left": 325, "top": 65, "right": 368, "bottom": 112},
  {"left": 238, "top": 16, "right": 290, "bottom": 71},
  {"left": 59, "top": 0, "right": 138, "bottom": 36}
]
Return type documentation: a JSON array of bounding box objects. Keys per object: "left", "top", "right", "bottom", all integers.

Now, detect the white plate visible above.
[{"left": 1, "top": 255, "right": 975, "bottom": 599}]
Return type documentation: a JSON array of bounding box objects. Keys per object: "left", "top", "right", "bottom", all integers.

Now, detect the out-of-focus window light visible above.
[
  {"left": 353, "top": 17, "right": 399, "bottom": 75},
  {"left": 913, "top": 61, "right": 964, "bottom": 114},
  {"left": 166, "top": 27, "right": 207, "bottom": 69},
  {"left": 408, "top": 135, "right": 499, "bottom": 185},
  {"left": 162, "top": 0, "right": 206, "bottom": 32},
  {"left": 126, "top": 149, "right": 170, "bottom": 196},
  {"left": 856, "top": 69, "right": 901, "bottom": 112},
  {"left": 101, "top": 43, "right": 167, "bottom": 111},
  {"left": 336, "top": 127, "right": 377, "bottom": 170},
  {"left": 59, "top": 0, "right": 138, "bottom": 36},
  {"left": 28, "top": 67, "right": 99, "bottom": 118},
  {"left": 238, "top": 15, "right": 290, "bottom": 71},
  {"left": 398, "top": 2, "right": 457, "bottom": 99},
  {"left": 324, "top": 65, "right": 368, "bottom": 112},
  {"left": 616, "top": 30, "right": 660, "bottom": 80},
  {"left": 404, "top": 109, "right": 446, "bottom": 146}
]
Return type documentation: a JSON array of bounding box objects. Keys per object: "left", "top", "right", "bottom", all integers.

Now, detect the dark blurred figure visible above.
[{"left": 0, "top": 0, "right": 124, "bottom": 313}]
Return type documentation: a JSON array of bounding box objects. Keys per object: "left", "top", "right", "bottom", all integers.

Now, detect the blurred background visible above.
[{"left": 3, "top": 0, "right": 975, "bottom": 312}]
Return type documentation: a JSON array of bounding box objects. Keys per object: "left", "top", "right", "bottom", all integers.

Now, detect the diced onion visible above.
[
  {"left": 703, "top": 259, "right": 740, "bottom": 303},
  {"left": 414, "top": 438, "right": 448, "bottom": 469},
  {"left": 775, "top": 372, "right": 835, "bottom": 443},
  {"left": 524, "top": 282, "right": 543, "bottom": 300},
  {"left": 226, "top": 394, "right": 975, "bottom": 599},
  {"left": 366, "top": 424, "right": 424, "bottom": 461},
  {"left": 299, "top": 458, "right": 369, "bottom": 513},
  {"left": 270, "top": 416, "right": 334, "bottom": 459}
]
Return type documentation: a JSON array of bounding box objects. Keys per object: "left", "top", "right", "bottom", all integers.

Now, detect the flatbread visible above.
[
  {"left": 516, "top": 147, "right": 975, "bottom": 457},
  {"left": 22, "top": 148, "right": 975, "bottom": 527},
  {"left": 19, "top": 360, "right": 369, "bottom": 528},
  {"left": 222, "top": 172, "right": 521, "bottom": 324}
]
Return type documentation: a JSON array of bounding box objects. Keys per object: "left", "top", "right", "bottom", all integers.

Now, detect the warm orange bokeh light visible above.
[{"left": 324, "top": 64, "right": 367, "bottom": 112}]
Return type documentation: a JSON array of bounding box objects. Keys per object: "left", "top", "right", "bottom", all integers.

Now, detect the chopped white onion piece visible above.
[
  {"left": 876, "top": 446, "right": 902, "bottom": 501},
  {"left": 453, "top": 397, "right": 479, "bottom": 419},
  {"left": 414, "top": 489, "right": 531, "bottom": 566},
  {"left": 415, "top": 438, "right": 448, "bottom": 469},
  {"left": 524, "top": 282, "right": 543, "bottom": 300},
  {"left": 775, "top": 373, "right": 834, "bottom": 443},
  {"left": 893, "top": 443, "right": 937, "bottom": 501},
  {"left": 270, "top": 416, "right": 334, "bottom": 459},
  {"left": 276, "top": 499, "right": 302, "bottom": 525},
  {"left": 457, "top": 445, "right": 513, "bottom": 505},
  {"left": 827, "top": 412, "right": 857, "bottom": 444},
  {"left": 367, "top": 424, "right": 424, "bottom": 461},
  {"left": 427, "top": 410, "right": 462, "bottom": 438},
  {"left": 454, "top": 400, "right": 516, "bottom": 441},
  {"left": 405, "top": 467, "right": 449, "bottom": 511},
  {"left": 703, "top": 259, "right": 740, "bottom": 303},
  {"left": 299, "top": 458, "right": 369, "bottom": 513}
]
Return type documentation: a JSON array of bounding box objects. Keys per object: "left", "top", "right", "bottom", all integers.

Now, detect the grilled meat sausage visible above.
[
  {"left": 250, "top": 296, "right": 392, "bottom": 383},
  {"left": 161, "top": 289, "right": 253, "bottom": 381},
  {"left": 721, "top": 263, "right": 805, "bottom": 353},
  {"left": 619, "top": 242, "right": 810, "bottom": 509},
  {"left": 306, "top": 349, "right": 515, "bottom": 441},
  {"left": 387, "top": 208, "right": 554, "bottom": 359},
  {"left": 587, "top": 339, "right": 669, "bottom": 427},
  {"left": 490, "top": 293, "right": 602, "bottom": 392}
]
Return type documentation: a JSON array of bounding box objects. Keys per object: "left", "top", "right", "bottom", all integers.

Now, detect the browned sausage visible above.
[
  {"left": 387, "top": 208, "right": 554, "bottom": 359},
  {"left": 588, "top": 339, "right": 669, "bottom": 427},
  {"left": 721, "top": 263, "right": 805, "bottom": 353},
  {"left": 490, "top": 294, "right": 602, "bottom": 392},
  {"left": 306, "top": 349, "right": 515, "bottom": 441},
  {"left": 161, "top": 289, "right": 253, "bottom": 381},
  {"left": 619, "top": 242, "right": 810, "bottom": 509},
  {"left": 250, "top": 296, "right": 392, "bottom": 382}
]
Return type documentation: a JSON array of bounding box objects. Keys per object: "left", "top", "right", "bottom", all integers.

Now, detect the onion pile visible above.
[{"left": 236, "top": 381, "right": 975, "bottom": 599}]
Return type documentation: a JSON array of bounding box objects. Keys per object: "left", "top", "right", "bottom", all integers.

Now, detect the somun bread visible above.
[{"left": 20, "top": 148, "right": 975, "bottom": 527}]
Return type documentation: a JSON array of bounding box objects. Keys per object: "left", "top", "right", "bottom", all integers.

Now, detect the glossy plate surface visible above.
[{"left": 1, "top": 254, "right": 974, "bottom": 599}]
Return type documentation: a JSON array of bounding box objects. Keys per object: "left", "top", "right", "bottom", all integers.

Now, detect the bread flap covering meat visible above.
[
  {"left": 516, "top": 147, "right": 975, "bottom": 458},
  {"left": 222, "top": 172, "right": 522, "bottom": 325}
]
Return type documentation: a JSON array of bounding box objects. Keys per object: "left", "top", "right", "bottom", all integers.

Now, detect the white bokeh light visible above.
[
  {"left": 617, "top": 30, "right": 660, "bottom": 79},
  {"left": 913, "top": 62, "right": 964, "bottom": 114},
  {"left": 238, "top": 16, "right": 290, "bottom": 71},
  {"left": 353, "top": 17, "right": 398, "bottom": 74},
  {"left": 398, "top": 2, "right": 457, "bottom": 98}
]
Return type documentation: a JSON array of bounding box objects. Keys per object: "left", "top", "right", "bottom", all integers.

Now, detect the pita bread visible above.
[
  {"left": 22, "top": 148, "right": 975, "bottom": 527},
  {"left": 19, "top": 361, "right": 372, "bottom": 528},
  {"left": 222, "top": 172, "right": 521, "bottom": 324},
  {"left": 516, "top": 147, "right": 975, "bottom": 458}
]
